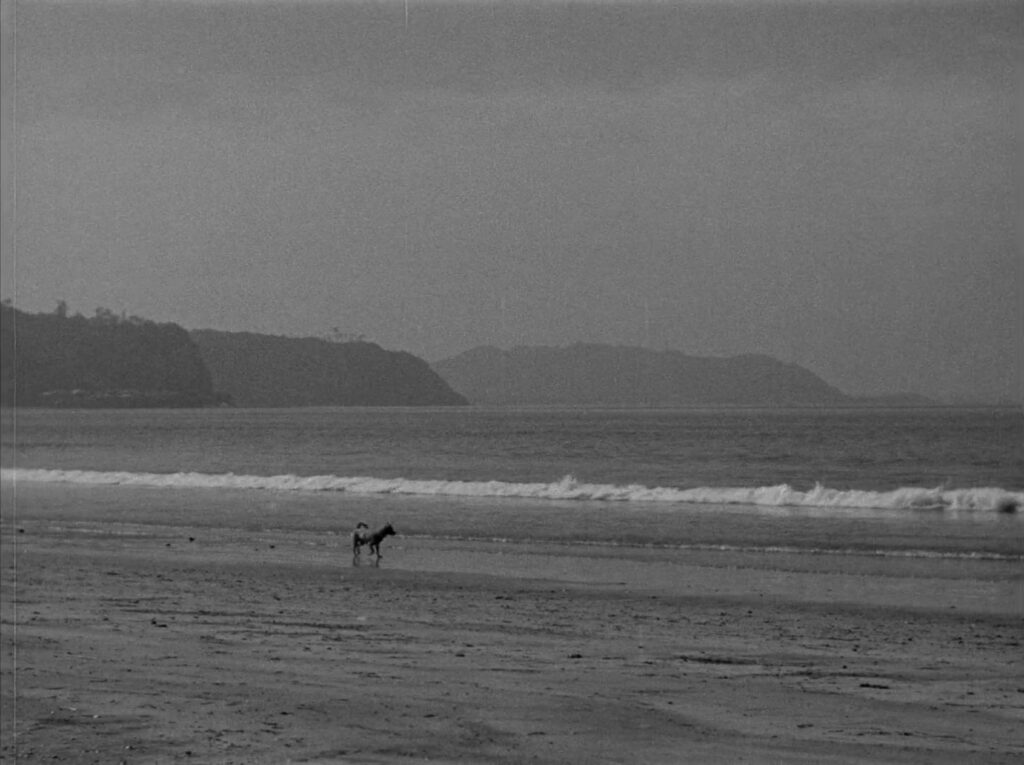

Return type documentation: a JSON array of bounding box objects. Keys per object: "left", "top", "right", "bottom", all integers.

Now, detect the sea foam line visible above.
[
  {"left": 419, "top": 535, "right": 1021, "bottom": 562},
  {"left": 2, "top": 468, "right": 1020, "bottom": 513}
]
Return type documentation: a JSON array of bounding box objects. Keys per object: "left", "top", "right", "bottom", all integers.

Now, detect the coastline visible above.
[{"left": 2, "top": 482, "right": 1022, "bottom": 763}]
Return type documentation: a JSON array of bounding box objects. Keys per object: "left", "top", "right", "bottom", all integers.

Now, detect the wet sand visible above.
[{"left": 2, "top": 482, "right": 1022, "bottom": 763}]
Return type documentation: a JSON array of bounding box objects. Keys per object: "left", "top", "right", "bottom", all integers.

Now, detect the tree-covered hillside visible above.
[
  {"left": 433, "top": 344, "right": 853, "bottom": 406},
  {"left": 191, "top": 329, "right": 468, "bottom": 407},
  {"left": 1, "top": 304, "right": 222, "bottom": 407}
]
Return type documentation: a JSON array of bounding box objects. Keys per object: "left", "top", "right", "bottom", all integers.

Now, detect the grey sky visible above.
[{"left": 3, "top": 0, "right": 1020, "bottom": 401}]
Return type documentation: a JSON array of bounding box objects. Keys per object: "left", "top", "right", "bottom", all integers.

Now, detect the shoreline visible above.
[{"left": 3, "top": 484, "right": 1023, "bottom": 762}]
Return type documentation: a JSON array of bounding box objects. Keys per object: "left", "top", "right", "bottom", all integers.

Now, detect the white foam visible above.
[
  {"left": 421, "top": 535, "right": 1021, "bottom": 561},
  {"left": 2, "top": 468, "right": 1020, "bottom": 513}
]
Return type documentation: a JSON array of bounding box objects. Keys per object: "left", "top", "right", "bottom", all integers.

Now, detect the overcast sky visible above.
[{"left": 3, "top": 0, "right": 1020, "bottom": 402}]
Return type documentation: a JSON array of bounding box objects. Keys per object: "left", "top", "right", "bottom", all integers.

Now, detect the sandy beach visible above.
[{"left": 2, "top": 482, "right": 1022, "bottom": 763}]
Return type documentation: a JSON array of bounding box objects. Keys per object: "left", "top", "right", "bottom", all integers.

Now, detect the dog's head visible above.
[{"left": 382, "top": 522, "right": 396, "bottom": 537}]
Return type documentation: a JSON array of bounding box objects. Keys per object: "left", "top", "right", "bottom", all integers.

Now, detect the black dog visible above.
[{"left": 352, "top": 522, "right": 396, "bottom": 558}]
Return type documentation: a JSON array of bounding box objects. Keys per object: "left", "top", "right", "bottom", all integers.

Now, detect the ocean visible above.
[{"left": 2, "top": 406, "right": 1022, "bottom": 562}]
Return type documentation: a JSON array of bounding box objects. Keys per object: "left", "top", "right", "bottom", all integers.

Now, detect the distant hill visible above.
[
  {"left": 1, "top": 304, "right": 221, "bottom": 407},
  {"left": 433, "top": 344, "right": 854, "bottom": 406},
  {"left": 191, "top": 329, "right": 467, "bottom": 407}
]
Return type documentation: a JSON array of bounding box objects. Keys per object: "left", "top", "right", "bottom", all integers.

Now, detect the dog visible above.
[{"left": 352, "top": 521, "right": 396, "bottom": 558}]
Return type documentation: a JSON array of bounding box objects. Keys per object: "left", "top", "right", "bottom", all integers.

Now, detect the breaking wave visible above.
[{"left": 3, "top": 468, "right": 1020, "bottom": 513}]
